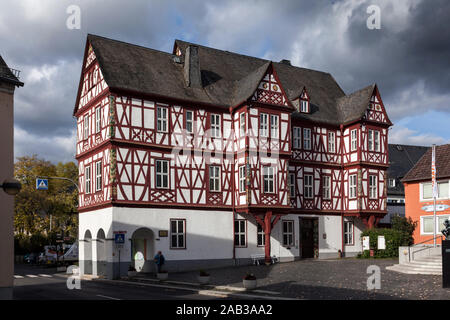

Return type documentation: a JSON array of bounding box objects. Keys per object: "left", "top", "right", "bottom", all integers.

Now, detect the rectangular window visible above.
[
  {"left": 209, "top": 166, "right": 221, "bottom": 192},
  {"left": 234, "top": 220, "right": 246, "bottom": 247},
  {"left": 369, "top": 175, "right": 377, "bottom": 199},
  {"left": 95, "top": 107, "right": 101, "bottom": 134},
  {"left": 239, "top": 166, "right": 246, "bottom": 193},
  {"left": 349, "top": 174, "right": 357, "bottom": 199},
  {"left": 423, "top": 183, "right": 432, "bottom": 199},
  {"left": 351, "top": 129, "right": 357, "bottom": 151},
  {"left": 422, "top": 216, "right": 434, "bottom": 234},
  {"left": 157, "top": 106, "right": 168, "bottom": 132},
  {"left": 293, "top": 127, "right": 301, "bottom": 149},
  {"left": 344, "top": 221, "right": 354, "bottom": 245},
  {"left": 95, "top": 161, "right": 102, "bottom": 192},
  {"left": 304, "top": 174, "right": 313, "bottom": 199},
  {"left": 439, "top": 181, "right": 449, "bottom": 199},
  {"left": 85, "top": 165, "right": 91, "bottom": 194},
  {"left": 270, "top": 114, "right": 279, "bottom": 139},
  {"left": 328, "top": 131, "right": 335, "bottom": 153},
  {"left": 185, "top": 110, "right": 193, "bottom": 134},
  {"left": 368, "top": 130, "right": 374, "bottom": 151},
  {"left": 156, "top": 160, "right": 169, "bottom": 189},
  {"left": 263, "top": 166, "right": 275, "bottom": 193},
  {"left": 170, "top": 219, "right": 186, "bottom": 249},
  {"left": 282, "top": 221, "right": 294, "bottom": 246},
  {"left": 240, "top": 113, "right": 246, "bottom": 137},
  {"left": 303, "top": 128, "right": 311, "bottom": 150},
  {"left": 323, "top": 176, "right": 331, "bottom": 200},
  {"left": 257, "top": 224, "right": 265, "bottom": 246},
  {"left": 388, "top": 178, "right": 396, "bottom": 188},
  {"left": 260, "top": 113, "right": 268, "bottom": 137},
  {"left": 83, "top": 114, "right": 89, "bottom": 140},
  {"left": 374, "top": 130, "right": 380, "bottom": 152},
  {"left": 211, "top": 114, "right": 221, "bottom": 138},
  {"left": 301, "top": 100, "right": 309, "bottom": 113},
  {"left": 289, "top": 173, "right": 296, "bottom": 198}
]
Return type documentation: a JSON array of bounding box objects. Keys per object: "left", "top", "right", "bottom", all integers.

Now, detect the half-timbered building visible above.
[{"left": 74, "top": 35, "right": 392, "bottom": 278}]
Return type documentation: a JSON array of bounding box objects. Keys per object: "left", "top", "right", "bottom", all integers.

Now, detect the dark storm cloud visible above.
[{"left": 1, "top": 0, "right": 449, "bottom": 162}]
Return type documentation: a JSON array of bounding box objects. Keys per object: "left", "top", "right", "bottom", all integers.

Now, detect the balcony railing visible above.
[{"left": 0, "top": 66, "right": 21, "bottom": 80}]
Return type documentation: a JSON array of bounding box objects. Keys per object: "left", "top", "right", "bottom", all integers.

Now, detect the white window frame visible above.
[
  {"left": 95, "top": 160, "right": 102, "bottom": 192},
  {"left": 234, "top": 219, "right": 246, "bottom": 247},
  {"left": 293, "top": 127, "right": 301, "bottom": 149},
  {"left": 209, "top": 165, "right": 221, "bottom": 192},
  {"left": 83, "top": 114, "right": 89, "bottom": 140},
  {"left": 323, "top": 175, "right": 331, "bottom": 200},
  {"left": 85, "top": 165, "right": 91, "bottom": 194},
  {"left": 239, "top": 165, "right": 246, "bottom": 193},
  {"left": 270, "top": 114, "right": 279, "bottom": 139},
  {"left": 304, "top": 174, "right": 313, "bottom": 199},
  {"left": 328, "top": 131, "right": 335, "bottom": 153},
  {"left": 349, "top": 174, "right": 357, "bottom": 199},
  {"left": 300, "top": 99, "right": 309, "bottom": 113},
  {"left": 257, "top": 224, "right": 265, "bottom": 247},
  {"left": 282, "top": 220, "right": 294, "bottom": 246},
  {"left": 388, "top": 178, "right": 396, "bottom": 188},
  {"left": 170, "top": 219, "right": 186, "bottom": 249},
  {"left": 157, "top": 106, "right": 168, "bottom": 133},
  {"left": 240, "top": 112, "right": 246, "bottom": 137},
  {"left": 369, "top": 175, "right": 377, "bottom": 199},
  {"left": 185, "top": 110, "right": 194, "bottom": 134},
  {"left": 421, "top": 180, "right": 450, "bottom": 201},
  {"left": 344, "top": 221, "right": 354, "bottom": 245},
  {"left": 351, "top": 129, "right": 357, "bottom": 151},
  {"left": 211, "top": 114, "right": 221, "bottom": 138},
  {"left": 263, "top": 166, "right": 275, "bottom": 193},
  {"left": 95, "top": 106, "right": 101, "bottom": 134},
  {"left": 260, "top": 113, "right": 268, "bottom": 137},
  {"left": 156, "top": 160, "right": 169, "bottom": 189},
  {"left": 303, "top": 128, "right": 311, "bottom": 150},
  {"left": 374, "top": 130, "right": 380, "bottom": 152},
  {"left": 289, "top": 173, "right": 296, "bottom": 198}
]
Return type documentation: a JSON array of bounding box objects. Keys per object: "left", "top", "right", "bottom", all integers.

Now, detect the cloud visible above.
[
  {"left": 389, "top": 126, "right": 449, "bottom": 146},
  {"left": 2, "top": 0, "right": 449, "bottom": 163}
]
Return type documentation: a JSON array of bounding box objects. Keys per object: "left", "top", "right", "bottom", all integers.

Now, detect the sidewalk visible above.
[{"left": 113, "top": 258, "right": 450, "bottom": 300}]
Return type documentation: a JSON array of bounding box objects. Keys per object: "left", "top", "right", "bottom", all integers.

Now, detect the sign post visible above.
[
  {"left": 432, "top": 144, "right": 437, "bottom": 247},
  {"left": 114, "top": 232, "right": 126, "bottom": 279},
  {"left": 36, "top": 178, "right": 48, "bottom": 190}
]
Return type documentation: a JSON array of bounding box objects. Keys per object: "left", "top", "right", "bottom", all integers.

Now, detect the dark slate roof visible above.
[
  {"left": 402, "top": 144, "right": 450, "bottom": 183},
  {"left": 83, "top": 34, "right": 383, "bottom": 125},
  {"left": 387, "top": 144, "right": 429, "bottom": 195},
  {"left": 0, "top": 55, "right": 23, "bottom": 86}
]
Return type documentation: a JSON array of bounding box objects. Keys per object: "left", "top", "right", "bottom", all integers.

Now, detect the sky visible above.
[{"left": 1, "top": 0, "right": 449, "bottom": 164}]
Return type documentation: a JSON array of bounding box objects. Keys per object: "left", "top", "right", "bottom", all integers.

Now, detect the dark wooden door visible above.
[{"left": 300, "top": 218, "right": 318, "bottom": 258}]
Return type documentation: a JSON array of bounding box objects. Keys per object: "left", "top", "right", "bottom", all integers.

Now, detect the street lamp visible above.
[{"left": 0, "top": 178, "right": 21, "bottom": 195}]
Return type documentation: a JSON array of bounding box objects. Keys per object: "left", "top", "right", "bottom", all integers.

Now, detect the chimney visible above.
[
  {"left": 184, "top": 45, "right": 202, "bottom": 88},
  {"left": 280, "top": 59, "right": 291, "bottom": 66}
]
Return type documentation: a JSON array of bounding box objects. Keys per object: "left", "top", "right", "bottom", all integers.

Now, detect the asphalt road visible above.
[{"left": 13, "top": 264, "right": 227, "bottom": 300}]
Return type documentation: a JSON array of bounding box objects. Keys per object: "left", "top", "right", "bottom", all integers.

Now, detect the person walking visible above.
[{"left": 154, "top": 251, "right": 165, "bottom": 273}]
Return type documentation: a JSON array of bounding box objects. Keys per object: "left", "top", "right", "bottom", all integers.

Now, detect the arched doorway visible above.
[
  {"left": 83, "top": 230, "right": 92, "bottom": 275},
  {"left": 96, "top": 229, "right": 106, "bottom": 277},
  {"left": 131, "top": 228, "right": 154, "bottom": 273}
]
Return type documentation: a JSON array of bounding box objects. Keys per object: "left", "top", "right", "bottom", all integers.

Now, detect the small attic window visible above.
[
  {"left": 299, "top": 89, "right": 310, "bottom": 113},
  {"left": 176, "top": 47, "right": 182, "bottom": 56}
]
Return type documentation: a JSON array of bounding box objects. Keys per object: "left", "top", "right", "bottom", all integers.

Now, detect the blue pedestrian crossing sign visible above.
[
  {"left": 36, "top": 178, "right": 48, "bottom": 190},
  {"left": 114, "top": 233, "right": 125, "bottom": 244}
]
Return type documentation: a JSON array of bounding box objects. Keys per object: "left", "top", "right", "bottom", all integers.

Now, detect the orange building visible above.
[{"left": 403, "top": 144, "right": 450, "bottom": 245}]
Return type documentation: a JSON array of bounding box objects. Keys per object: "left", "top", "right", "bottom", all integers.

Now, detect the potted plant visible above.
[
  {"left": 156, "top": 270, "right": 169, "bottom": 280},
  {"left": 198, "top": 270, "right": 210, "bottom": 284},
  {"left": 243, "top": 273, "right": 257, "bottom": 290},
  {"left": 128, "top": 265, "right": 137, "bottom": 277}
]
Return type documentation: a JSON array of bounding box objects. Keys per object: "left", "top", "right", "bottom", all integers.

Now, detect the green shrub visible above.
[{"left": 360, "top": 228, "right": 406, "bottom": 258}]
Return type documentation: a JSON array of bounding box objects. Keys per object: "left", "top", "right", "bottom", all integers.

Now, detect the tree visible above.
[
  {"left": 14, "top": 155, "right": 78, "bottom": 239},
  {"left": 391, "top": 215, "right": 417, "bottom": 246}
]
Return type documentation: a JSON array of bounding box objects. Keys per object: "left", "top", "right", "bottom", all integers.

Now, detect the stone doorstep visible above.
[
  {"left": 386, "top": 265, "right": 442, "bottom": 275},
  {"left": 128, "top": 276, "right": 281, "bottom": 295}
]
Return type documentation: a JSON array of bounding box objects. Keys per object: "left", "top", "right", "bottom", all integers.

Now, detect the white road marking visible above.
[
  {"left": 14, "top": 275, "right": 24, "bottom": 279},
  {"left": 96, "top": 294, "right": 122, "bottom": 300},
  {"left": 38, "top": 274, "right": 52, "bottom": 278},
  {"left": 26, "top": 275, "right": 38, "bottom": 278}
]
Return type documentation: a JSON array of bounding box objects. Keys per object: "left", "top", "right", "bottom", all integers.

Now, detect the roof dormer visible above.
[{"left": 299, "top": 87, "right": 310, "bottom": 113}]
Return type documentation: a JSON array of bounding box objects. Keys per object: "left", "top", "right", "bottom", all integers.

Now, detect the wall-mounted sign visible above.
[
  {"left": 421, "top": 204, "right": 450, "bottom": 212},
  {"left": 159, "top": 230, "right": 168, "bottom": 237},
  {"left": 363, "top": 236, "right": 370, "bottom": 251},
  {"left": 377, "top": 236, "right": 386, "bottom": 250}
]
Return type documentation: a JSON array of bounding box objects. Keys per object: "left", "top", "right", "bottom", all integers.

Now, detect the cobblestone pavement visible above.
[{"left": 160, "top": 258, "right": 449, "bottom": 300}]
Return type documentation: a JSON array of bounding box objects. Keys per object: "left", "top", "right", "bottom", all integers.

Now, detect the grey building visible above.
[{"left": 379, "top": 144, "right": 428, "bottom": 227}]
